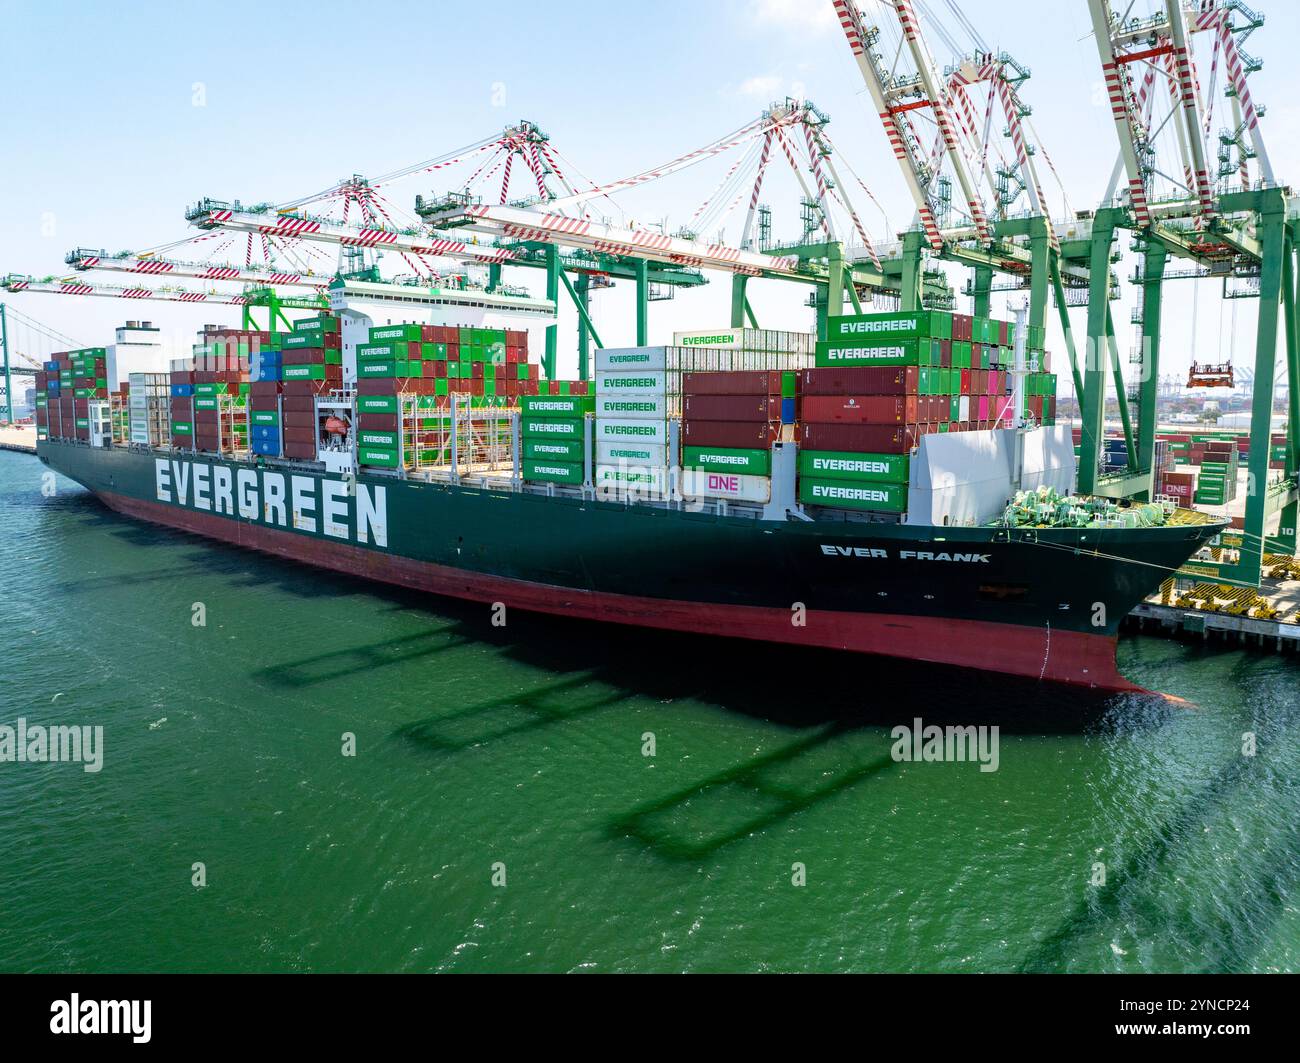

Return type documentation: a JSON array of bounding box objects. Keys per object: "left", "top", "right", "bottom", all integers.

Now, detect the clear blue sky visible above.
[{"left": 2, "top": 0, "right": 1297, "bottom": 387}]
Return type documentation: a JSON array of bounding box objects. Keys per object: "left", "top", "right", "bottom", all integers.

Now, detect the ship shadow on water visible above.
[{"left": 69, "top": 489, "right": 1188, "bottom": 865}]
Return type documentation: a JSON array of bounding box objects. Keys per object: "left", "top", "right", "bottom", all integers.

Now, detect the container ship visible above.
[{"left": 33, "top": 307, "right": 1225, "bottom": 693}]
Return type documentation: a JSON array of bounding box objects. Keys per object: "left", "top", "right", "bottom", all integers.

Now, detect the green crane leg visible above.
[
  {"left": 827, "top": 242, "right": 845, "bottom": 320},
  {"left": 559, "top": 268, "right": 602, "bottom": 373},
  {"left": 1078, "top": 213, "right": 1118, "bottom": 494},
  {"left": 574, "top": 273, "right": 593, "bottom": 381},
  {"left": 844, "top": 265, "right": 863, "bottom": 315},
  {"left": 814, "top": 284, "right": 829, "bottom": 341},
  {"left": 1137, "top": 243, "right": 1167, "bottom": 499},
  {"left": 1237, "top": 194, "right": 1288, "bottom": 586},
  {"left": 544, "top": 245, "right": 560, "bottom": 379},
  {"left": 971, "top": 265, "right": 992, "bottom": 318},
  {"left": 1028, "top": 223, "right": 1050, "bottom": 334},
  {"left": 744, "top": 297, "right": 759, "bottom": 329},
  {"left": 488, "top": 263, "right": 502, "bottom": 294},
  {"left": 900, "top": 231, "right": 924, "bottom": 312},
  {"left": 730, "top": 274, "right": 748, "bottom": 329},
  {"left": 1, "top": 304, "right": 12, "bottom": 425},
  {"left": 1276, "top": 230, "right": 1299, "bottom": 553},
  {"left": 1104, "top": 303, "right": 1137, "bottom": 471},
  {"left": 635, "top": 258, "right": 649, "bottom": 346},
  {"left": 1049, "top": 261, "right": 1085, "bottom": 401}
]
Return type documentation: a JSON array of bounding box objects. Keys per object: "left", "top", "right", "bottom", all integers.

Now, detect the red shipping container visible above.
[
  {"left": 683, "top": 395, "right": 783, "bottom": 422},
  {"left": 799, "top": 422, "right": 920, "bottom": 454},
  {"left": 682, "top": 420, "right": 782, "bottom": 449},
  {"left": 283, "top": 427, "right": 318, "bottom": 445},
  {"left": 282, "top": 443, "right": 317, "bottom": 460},
  {"left": 800, "top": 367, "right": 919, "bottom": 396},
  {"left": 800, "top": 395, "right": 916, "bottom": 425},
  {"left": 359, "top": 414, "right": 400, "bottom": 431},
  {"left": 682, "top": 371, "right": 785, "bottom": 397}
]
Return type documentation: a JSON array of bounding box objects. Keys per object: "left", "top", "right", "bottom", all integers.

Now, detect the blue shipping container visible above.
[
  {"left": 171, "top": 384, "right": 195, "bottom": 398},
  {"left": 252, "top": 440, "right": 281, "bottom": 456}
]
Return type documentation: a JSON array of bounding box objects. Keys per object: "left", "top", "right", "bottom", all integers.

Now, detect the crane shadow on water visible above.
[{"left": 68, "top": 490, "right": 1193, "bottom": 865}]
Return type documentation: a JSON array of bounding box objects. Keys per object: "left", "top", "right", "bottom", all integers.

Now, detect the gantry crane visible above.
[
  {"left": 830, "top": 0, "right": 1095, "bottom": 404},
  {"left": 1082, "top": 0, "right": 1298, "bottom": 586}
]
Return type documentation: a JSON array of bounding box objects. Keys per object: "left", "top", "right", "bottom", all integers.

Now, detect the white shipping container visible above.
[
  {"left": 595, "top": 463, "right": 668, "bottom": 495},
  {"left": 597, "top": 441, "right": 668, "bottom": 466},
  {"left": 959, "top": 395, "right": 971, "bottom": 422},
  {"left": 595, "top": 392, "right": 668, "bottom": 420},
  {"left": 595, "top": 418, "right": 668, "bottom": 446},
  {"left": 595, "top": 346, "right": 668, "bottom": 373},
  {"left": 595, "top": 369, "right": 667, "bottom": 394},
  {"left": 682, "top": 469, "right": 772, "bottom": 504}
]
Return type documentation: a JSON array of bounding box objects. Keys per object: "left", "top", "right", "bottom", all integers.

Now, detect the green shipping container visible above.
[
  {"left": 816, "top": 337, "right": 937, "bottom": 368},
  {"left": 798, "top": 451, "right": 909, "bottom": 484},
  {"left": 359, "top": 430, "right": 399, "bottom": 448},
  {"left": 522, "top": 417, "right": 583, "bottom": 440},
  {"left": 368, "top": 324, "right": 422, "bottom": 343},
  {"left": 357, "top": 395, "right": 399, "bottom": 415},
  {"left": 521, "top": 395, "right": 594, "bottom": 417},
  {"left": 525, "top": 439, "right": 585, "bottom": 462},
  {"left": 359, "top": 447, "right": 402, "bottom": 469},
  {"left": 251, "top": 411, "right": 280, "bottom": 427},
  {"left": 282, "top": 364, "right": 326, "bottom": 381},
  {"left": 682, "top": 446, "right": 770, "bottom": 476},
  {"left": 173, "top": 422, "right": 193, "bottom": 434},
  {"left": 827, "top": 310, "right": 951, "bottom": 342},
  {"left": 800, "top": 478, "right": 908, "bottom": 513},
  {"left": 524, "top": 460, "right": 584, "bottom": 486}
]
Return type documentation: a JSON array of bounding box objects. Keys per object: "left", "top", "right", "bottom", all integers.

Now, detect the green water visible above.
[{"left": 1, "top": 449, "right": 1296, "bottom": 973}]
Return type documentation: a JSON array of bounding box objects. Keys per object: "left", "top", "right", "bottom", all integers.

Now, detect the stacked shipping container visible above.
[
  {"left": 680, "top": 371, "right": 788, "bottom": 504},
  {"left": 521, "top": 394, "right": 592, "bottom": 485},
  {"left": 35, "top": 348, "right": 108, "bottom": 443}
]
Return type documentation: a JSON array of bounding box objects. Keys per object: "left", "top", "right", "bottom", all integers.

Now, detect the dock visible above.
[{"left": 0, "top": 426, "right": 36, "bottom": 454}]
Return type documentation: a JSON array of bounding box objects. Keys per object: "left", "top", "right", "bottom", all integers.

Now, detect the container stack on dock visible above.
[
  {"left": 680, "top": 371, "right": 787, "bottom": 505},
  {"left": 521, "top": 394, "right": 592, "bottom": 486},
  {"left": 1196, "top": 442, "right": 1241, "bottom": 507}
]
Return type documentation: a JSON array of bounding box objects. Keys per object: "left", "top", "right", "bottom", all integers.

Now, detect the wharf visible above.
[{"left": 0, "top": 425, "right": 36, "bottom": 453}]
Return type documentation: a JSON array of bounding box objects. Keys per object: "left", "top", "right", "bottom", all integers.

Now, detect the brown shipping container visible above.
[
  {"left": 799, "top": 422, "right": 920, "bottom": 454},
  {"left": 359, "top": 414, "right": 401, "bottom": 431},
  {"left": 283, "top": 427, "right": 318, "bottom": 445},
  {"left": 282, "top": 443, "right": 317, "bottom": 460},
  {"left": 682, "top": 420, "right": 781, "bottom": 449},
  {"left": 682, "top": 395, "right": 783, "bottom": 422},
  {"left": 800, "top": 367, "right": 919, "bottom": 396},
  {"left": 682, "top": 370, "right": 785, "bottom": 397},
  {"left": 801, "top": 395, "right": 917, "bottom": 425}
]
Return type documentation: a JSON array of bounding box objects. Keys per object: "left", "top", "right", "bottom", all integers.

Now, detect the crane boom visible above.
[
  {"left": 424, "top": 203, "right": 803, "bottom": 278},
  {"left": 889, "top": 0, "right": 992, "bottom": 243},
  {"left": 831, "top": 0, "right": 946, "bottom": 250},
  {"left": 2, "top": 274, "right": 325, "bottom": 308},
  {"left": 66, "top": 249, "right": 334, "bottom": 290},
  {"left": 185, "top": 202, "right": 518, "bottom": 267}
]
